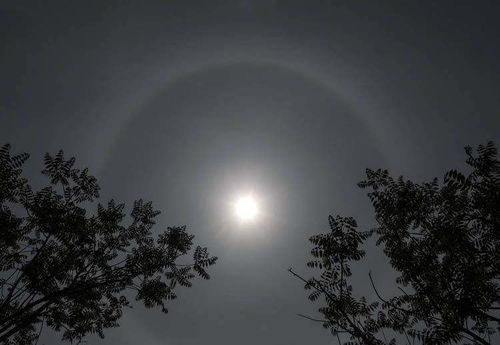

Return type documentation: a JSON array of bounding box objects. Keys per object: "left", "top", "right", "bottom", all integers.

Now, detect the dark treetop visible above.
[
  {"left": 0, "top": 144, "right": 217, "bottom": 345},
  {"left": 293, "top": 142, "right": 500, "bottom": 345}
]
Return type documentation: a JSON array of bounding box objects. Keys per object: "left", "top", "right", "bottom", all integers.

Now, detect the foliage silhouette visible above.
[
  {"left": 0, "top": 144, "right": 217, "bottom": 344},
  {"left": 291, "top": 142, "right": 500, "bottom": 345}
]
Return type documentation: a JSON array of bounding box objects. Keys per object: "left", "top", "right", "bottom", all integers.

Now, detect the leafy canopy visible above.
[
  {"left": 292, "top": 142, "right": 500, "bottom": 345},
  {"left": 0, "top": 144, "right": 217, "bottom": 345}
]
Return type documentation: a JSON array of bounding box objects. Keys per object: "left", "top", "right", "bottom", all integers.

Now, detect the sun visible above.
[{"left": 234, "top": 196, "right": 258, "bottom": 220}]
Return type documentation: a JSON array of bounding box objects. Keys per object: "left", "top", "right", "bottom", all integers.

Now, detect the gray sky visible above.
[{"left": 1, "top": 1, "right": 499, "bottom": 344}]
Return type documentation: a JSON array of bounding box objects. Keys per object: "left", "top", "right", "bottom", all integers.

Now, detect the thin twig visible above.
[{"left": 297, "top": 314, "right": 328, "bottom": 323}]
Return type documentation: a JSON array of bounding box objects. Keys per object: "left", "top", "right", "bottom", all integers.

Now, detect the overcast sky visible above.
[{"left": 1, "top": 1, "right": 500, "bottom": 344}]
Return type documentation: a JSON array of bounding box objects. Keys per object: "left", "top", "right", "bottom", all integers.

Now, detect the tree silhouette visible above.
[
  {"left": 0, "top": 144, "right": 217, "bottom": 345},
  {"left": 291, "top": 142, "right": 500, "bottom": 345}
]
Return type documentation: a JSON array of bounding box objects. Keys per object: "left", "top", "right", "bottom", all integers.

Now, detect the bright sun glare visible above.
[{"left": 235, "top": 196, "right": 258, "bottom": 220}]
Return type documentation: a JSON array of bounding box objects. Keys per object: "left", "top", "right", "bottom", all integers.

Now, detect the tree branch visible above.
[
  {"left": 289, "top": 268, "right": 379, "bottom": 345},
  {"left": 297, "top": 313, "right": 329, "bottom": 323}
]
